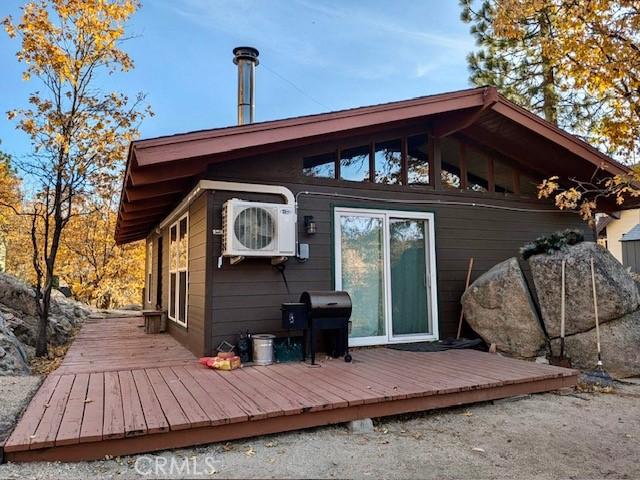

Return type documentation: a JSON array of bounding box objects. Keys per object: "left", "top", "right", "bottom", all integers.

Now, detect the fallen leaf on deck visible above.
[{"left": 84, "top": 399, "right": 93, "bottom": 404}]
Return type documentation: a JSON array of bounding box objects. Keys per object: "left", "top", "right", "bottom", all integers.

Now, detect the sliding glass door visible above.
[{"left": 334, "top": 208, "right": 438, "bottom": 346}]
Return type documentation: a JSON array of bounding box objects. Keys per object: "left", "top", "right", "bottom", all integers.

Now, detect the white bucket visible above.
[{"left": 252, "top": 334, "right": 275, "bottom": 365}]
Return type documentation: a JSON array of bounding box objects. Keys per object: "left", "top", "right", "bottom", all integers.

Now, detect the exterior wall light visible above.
[{"left": 304, "top": 215, "right": 317, "bottom": 235}]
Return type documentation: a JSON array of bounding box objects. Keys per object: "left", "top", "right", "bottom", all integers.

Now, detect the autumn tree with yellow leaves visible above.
[
  {"left": 464, "top": 1, "right": 640, "bottom": 222},
  {"left": 0, "top": 144, "right": 22, "bottom": 272},
  {"left": 56, "top": 181, "right": 145, "bottom": 310},
  {"left": 2, "top": 0, "right": 150, "bottom": 356}
]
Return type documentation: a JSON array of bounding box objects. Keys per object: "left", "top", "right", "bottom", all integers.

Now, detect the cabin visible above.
[{"left": 115, "top": 51, "right": 628, "bottom": 357}]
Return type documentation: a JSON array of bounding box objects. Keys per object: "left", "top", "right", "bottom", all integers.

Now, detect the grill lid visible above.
[{"left": 299, "top": 291, "right": 352, "bottom": 319}]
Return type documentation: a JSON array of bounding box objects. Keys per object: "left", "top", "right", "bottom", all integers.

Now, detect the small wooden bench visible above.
[{"left": 142, "top": 310, "right": 166, "bottom": 334}]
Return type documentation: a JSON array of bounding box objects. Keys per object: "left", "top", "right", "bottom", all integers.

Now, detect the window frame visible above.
[
  {"left": 333, "top": 206, "right": 439, "bottom": 347},
  {"left": 146, "top": 240, "right": 153, "bottom": 304},
  {"left": 301, "top": 132, "right": 433, "bottom": 187},
  {"left": 168, "top": 212, "right": 189, "bottom": 327}
]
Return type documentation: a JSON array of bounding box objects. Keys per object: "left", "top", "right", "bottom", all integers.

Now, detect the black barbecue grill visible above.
[{"left": 282, "top": 290, "right": 352, "bottom": 365}]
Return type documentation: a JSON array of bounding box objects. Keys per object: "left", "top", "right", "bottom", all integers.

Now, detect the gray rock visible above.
[
  {"left": 550, "top": 310, "right": 640, "bottom": 378},
  {"left": 347, "top": 418, "right": 374, "bottom": 434},
  {"left": 462, "top": 258, "right": 546, "bottom": 358},
  {"left": 47, "top": 315, "right": 74, "bottom": 346},
  {"left": 0, "top": 318, "right": 30, "bottom": 375},
  {"left": 1, "top": 304, "right": 76, "bottom": 348},
  {"left": 1, "top": 305, "right": 38, "bottom": 347},
  {"left": 0, "top": 273, "right": 92, "bottom": 349},
  {"left": 0, "top": 273, "right": 38, "bottom": 317},
  {"left": 529, "top": 242, "right": 640, "bottom": 338}
]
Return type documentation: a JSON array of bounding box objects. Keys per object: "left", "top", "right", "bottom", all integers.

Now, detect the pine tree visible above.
[{"left": 460, "top": 0, "right": 561, "bottom": 124}]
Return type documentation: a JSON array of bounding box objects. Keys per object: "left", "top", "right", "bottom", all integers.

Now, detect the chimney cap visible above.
[{"left": 233, "top": 46, "right": 259, "bottom": 65}]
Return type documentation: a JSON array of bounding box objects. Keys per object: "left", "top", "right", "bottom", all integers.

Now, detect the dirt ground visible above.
[
  {"left": 1, "top": 379, "right": 639, "bottom": 480},
  {"left": 0, "top": 376, "right": 42, "bottom": 450}
]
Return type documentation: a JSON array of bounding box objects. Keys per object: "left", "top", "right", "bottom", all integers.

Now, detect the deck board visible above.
[
  {"left": 30, "top": 374, "right": 74, "bottom": 449},
  {"left": 118, "top": 371, "right": 147, "bottom": 437},
  {"left": 131, "top": 369, "right": 170, "bottom": 434},
  {"left": 102, "top": 371, "right": 125, "bottom": 440},
  {"left": 56, "top": 373, "right": 90, "bottom": 446},
  {"left": 4, "top": 316, "right": 579, "bottom": 462},
  {"left": 80, "top": 373, "right": 104, "bottom": 442},
  {"left": 145, "top": 368, "right": 191, "bottom": 431}
]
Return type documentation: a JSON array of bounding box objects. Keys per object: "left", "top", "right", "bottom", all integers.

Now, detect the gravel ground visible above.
[
  {"left": 0, "top": 375, "right": 43, "bottom": 450},
  {"left": 1, "top": 380, "right": 639, "bottom": 479}
]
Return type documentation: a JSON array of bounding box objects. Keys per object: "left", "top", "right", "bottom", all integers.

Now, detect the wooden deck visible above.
[{"left": 4, "top": 317, "right": 578, "bottom": 462}]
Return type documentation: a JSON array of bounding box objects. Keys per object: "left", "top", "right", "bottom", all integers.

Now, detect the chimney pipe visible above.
[{"left": 233, "top": 46, "right": 259, "bottom": 125}]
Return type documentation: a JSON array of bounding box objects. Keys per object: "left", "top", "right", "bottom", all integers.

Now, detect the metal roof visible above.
[{"left": 621, "top": 224, "right": 640, "bottom": 242}]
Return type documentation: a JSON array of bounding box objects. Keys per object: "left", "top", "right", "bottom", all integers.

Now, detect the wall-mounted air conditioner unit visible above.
[{"left": 222, "top": 199, "right": 296, "bottom": 257}]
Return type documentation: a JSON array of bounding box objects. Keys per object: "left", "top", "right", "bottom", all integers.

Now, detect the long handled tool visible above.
[
  {"left": 582, "top": 258, "right": 613, "bottom": 386},
  {"left": 549, "top": 258, "right": 571, "bottom": 367},
  {"left": 456, "top": 257, "right": 474, "bottom": 340}
]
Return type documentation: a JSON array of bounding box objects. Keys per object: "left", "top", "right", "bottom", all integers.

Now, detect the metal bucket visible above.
[{"left": 252, "top": 334, "right": 275, "bottom": 365}]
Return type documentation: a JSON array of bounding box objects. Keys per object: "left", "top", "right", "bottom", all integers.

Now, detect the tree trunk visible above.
[
  {"left": 539, "top": 11, "right": 558, "bottom": 125},
  {"left": 35, "top": 301, "right": 49, "bottom": 357}
]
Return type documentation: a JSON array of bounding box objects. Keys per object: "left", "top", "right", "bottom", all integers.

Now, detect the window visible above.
[
  {"left": 407, "top": 134, "right": 429, "bottom": 185},
  {"left": 494, "top": 158, "right": 515, "bottom": 193},
  {"left": 440, "top": 137, "right": 462, "bottom": 189},
  {"left": 340, "top": 145, "right": 370, "bottom": 182},
  {"left": 466, "top": 148, "right": 489, "bottom": 192},
  {"left": 303, "top": 152, "right": 336, "bottom": 178},
  {"left": 169, "top": 214, "right": 188, "bottom": 326},
  {"left": 520, "top": 173, "right": 540, "bottom": 196},
  {"left": 374, "top": 139, "right": 402, "bottom": 184},
  {"left": 146, "top": 241, "right": 153, "bottom": 304}
]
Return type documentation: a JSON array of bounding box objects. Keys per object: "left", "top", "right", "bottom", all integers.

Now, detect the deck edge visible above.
[{"left": 5, "top": 374, "right": 577, "bottom": 463}]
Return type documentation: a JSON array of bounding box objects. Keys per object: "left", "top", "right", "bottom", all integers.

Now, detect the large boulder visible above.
[
  {"left": 0, "top": 305, "right": 38, "bottom": 347},
  {"left": 0, "top": 273, "right": 38, "bottom": 317},
  {"left": 529, "top": 242, "right": 640, "bottom": 338},
  {"left": 0, "top": 302, "right": 77, "bottom": 348},
  {"left": 0, "top": 313, "right": 30, "bottom": 376},
  {"left": 462, "top": 257, "right": 546, "bottom": 358},
  {"left": 550, "top": 310, "right": 640, "bottom": 378}
]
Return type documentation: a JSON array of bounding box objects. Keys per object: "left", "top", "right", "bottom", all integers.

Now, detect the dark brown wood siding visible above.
[{"left": 202, "top": 132, "right": 593, "bottom": 352}]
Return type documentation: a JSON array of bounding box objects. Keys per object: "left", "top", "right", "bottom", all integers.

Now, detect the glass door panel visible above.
[
  {"left": 338, "top": 214, "right": 386, "bottom": 343},
  {"left": 389, "top": 218, "right": 430, "bottom": 337}
]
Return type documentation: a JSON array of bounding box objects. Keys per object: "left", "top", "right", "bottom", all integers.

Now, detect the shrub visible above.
[{"left": 520, "top": 229, "right": 585, "bottom": 260}]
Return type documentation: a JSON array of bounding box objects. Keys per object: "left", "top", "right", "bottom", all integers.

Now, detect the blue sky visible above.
[{"left": 0, "top": 0, "right": 474, "bottom": 159}]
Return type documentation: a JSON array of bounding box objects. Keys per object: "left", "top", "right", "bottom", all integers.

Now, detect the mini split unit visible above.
[{"left": 222, "top": 198, "right": 296, "bottom": 257}]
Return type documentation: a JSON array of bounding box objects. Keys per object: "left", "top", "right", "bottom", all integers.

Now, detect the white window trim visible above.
[
  {"left": 334, "top": 207, "right": 439, "bottom": 347},
  {"left": 168, "top": 213, "right": 189, "bottom": 327}
]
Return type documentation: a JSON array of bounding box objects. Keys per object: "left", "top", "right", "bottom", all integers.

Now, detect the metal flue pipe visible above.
[{"left": 233, "top": 46, "right": 259, "bottom": 125}]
